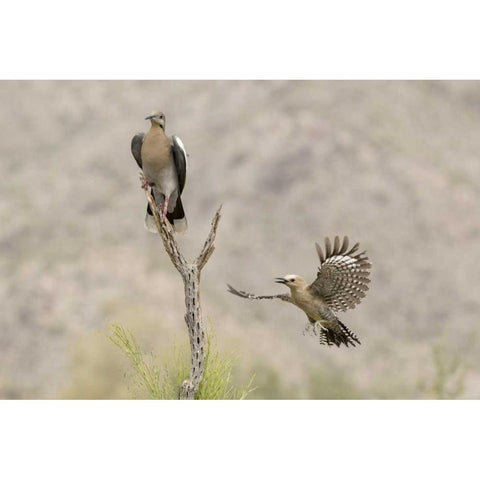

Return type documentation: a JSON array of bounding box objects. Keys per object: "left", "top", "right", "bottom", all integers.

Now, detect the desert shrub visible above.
[{"left": 108, "top": 324, "right": 255, "bottom": 400}]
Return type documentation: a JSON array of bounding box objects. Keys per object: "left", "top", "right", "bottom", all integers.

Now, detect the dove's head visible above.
[{"left": 145, "top": 110, "right": 166, "bottom": 129}]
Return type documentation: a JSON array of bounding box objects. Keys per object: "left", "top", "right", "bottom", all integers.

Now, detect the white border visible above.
[
  {"left": 1, "top": 1, "right": 479, "bottom": 477},
  {"left": 0, "top": 401, "right": 478, "bottom": 479},
  {"left": 1, "top": 1, "right": 480, "bottom": 78}
]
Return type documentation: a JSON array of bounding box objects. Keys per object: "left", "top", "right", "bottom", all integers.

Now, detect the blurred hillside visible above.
[{"left": 1, "top": 80, "right": 479, "bottom": 399}]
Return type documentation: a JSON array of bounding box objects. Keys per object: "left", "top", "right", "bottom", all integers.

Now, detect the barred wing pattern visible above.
[
  {"left": 312, "top": 321, "right": 361, "bottom": 348},
  {"left": 226, "top": 284, "right": 293, "bottom": 304},
  {"left": 309, "top": 236, "right": 371, "bottom": 312}
]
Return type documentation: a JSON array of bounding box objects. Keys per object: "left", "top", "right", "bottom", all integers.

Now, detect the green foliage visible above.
[
  {"left": 198, "top": 333, "right": 256, "bottom": 400},
  {"left": 108, "top": 325, "right": 163, "bottom": 399},
  {"left": 108, "top": 324, "right": 255, "bottom": 400}
]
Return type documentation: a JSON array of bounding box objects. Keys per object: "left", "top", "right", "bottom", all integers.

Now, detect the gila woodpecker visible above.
[{"left": 228, "top": 236, "right": 371, "bottom": 348}]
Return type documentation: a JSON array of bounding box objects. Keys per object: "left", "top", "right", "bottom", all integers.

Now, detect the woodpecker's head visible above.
[
  {"left": 145, "top": 110, "right": 166, "bottom": 129},
  {"left": 275, "top": 275, "right": 308, "bottom": 291}
]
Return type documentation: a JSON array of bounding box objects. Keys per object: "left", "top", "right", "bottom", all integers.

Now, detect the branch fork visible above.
[{"left": 141, "top": 173, "right": 222, "bottom": 399}]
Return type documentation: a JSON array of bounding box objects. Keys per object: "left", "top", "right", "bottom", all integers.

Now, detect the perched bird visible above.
[
  {"left": 227, "top": 236, "right": 371, "bottom": 347},
  {"left": 131, "top": 111, "right": 188, "bottom": 233}
]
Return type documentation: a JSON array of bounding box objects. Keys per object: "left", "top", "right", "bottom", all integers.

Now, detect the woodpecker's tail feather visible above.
[
  {"left": 309, "top": 316, "right": 361, "bottom": 348},
  {"left": 321, "top": 322, "right": 361, "bottom": 348}
]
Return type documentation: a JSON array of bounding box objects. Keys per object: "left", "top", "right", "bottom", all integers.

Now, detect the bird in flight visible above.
[
  {"left": 131, "top": 111, "right": 188, "bottom": 233},
  {"left": 228, "top": 236, "right": 371, "bottom": 347}
]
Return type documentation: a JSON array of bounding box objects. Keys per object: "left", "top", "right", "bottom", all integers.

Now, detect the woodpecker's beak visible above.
[
  {"left": 145, "top": 115, "right": 154, "bottom": 120},
  {"left": 275, "top": 277, "right": 287, "bottom": 284}
]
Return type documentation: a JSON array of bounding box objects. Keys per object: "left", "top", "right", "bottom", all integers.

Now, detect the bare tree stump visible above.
[{"left": 141, "top": 173, "right": 222, "bottom": 400}]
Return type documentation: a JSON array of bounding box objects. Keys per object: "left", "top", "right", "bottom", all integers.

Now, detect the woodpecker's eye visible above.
[{"left": 290, "top": 279, "right": 295, "bottom": 282}]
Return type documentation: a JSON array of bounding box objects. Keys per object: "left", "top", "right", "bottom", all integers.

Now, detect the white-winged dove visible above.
[
  {"left": 131, "top": 111, "right": 188, "bottom": 233},
  {"left": 228, "top": 236, "right": 371, "bottom": 347}
]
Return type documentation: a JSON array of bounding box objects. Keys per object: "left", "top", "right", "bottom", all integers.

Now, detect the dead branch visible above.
[{"left": 141, "top": 172, "right": 222, "bottom": 399}]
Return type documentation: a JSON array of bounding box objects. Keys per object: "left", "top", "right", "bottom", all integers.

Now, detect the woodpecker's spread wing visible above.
[
  {"left": 131, "top": 133, "right": 145, "bottom": 169},
  {"left": 308, "top": 236, "right": 371, "bottom": 312},
  {"left": 171, "top": 134, "right": 187, "bottom": 195},
  {"left": 227, "top": 284, "right": 293, "bottom": 304}
]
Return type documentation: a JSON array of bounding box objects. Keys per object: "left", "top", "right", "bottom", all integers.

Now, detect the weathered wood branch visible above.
[{"left": 141, "top": 173, "right": 222, "bottom": 400}]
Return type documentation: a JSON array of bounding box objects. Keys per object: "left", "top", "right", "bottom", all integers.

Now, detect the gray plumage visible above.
[{"left": 131, "top": 133, "right": 144, "bottom": 170}]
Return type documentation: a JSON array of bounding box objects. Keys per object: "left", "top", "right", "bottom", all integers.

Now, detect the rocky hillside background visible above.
[{"left": 1, "top": 80, "right": 479, "bottom": 399}]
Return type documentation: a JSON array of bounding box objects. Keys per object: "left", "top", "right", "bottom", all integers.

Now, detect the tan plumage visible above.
[
  {"left": 142, "top": 126, "right": 173, "bottom": 172},
  {"left": 227, "top": 236, "right": 371, "bottom": 348}
]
